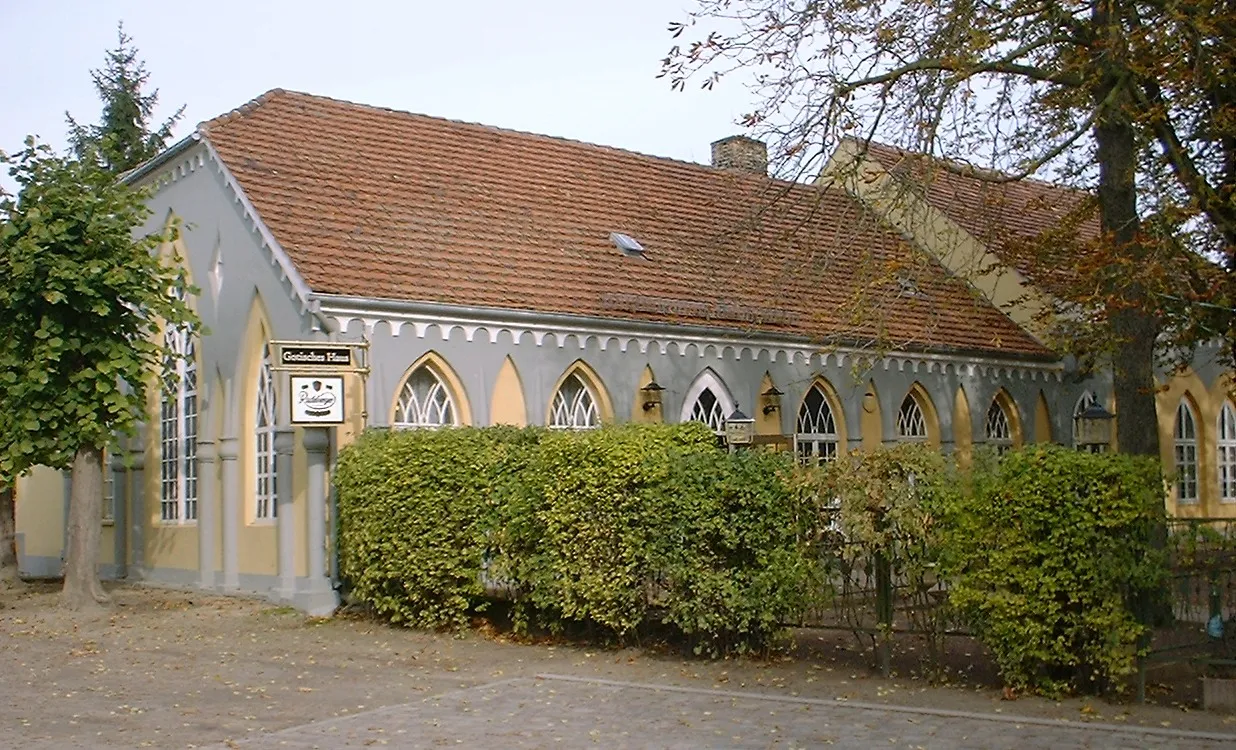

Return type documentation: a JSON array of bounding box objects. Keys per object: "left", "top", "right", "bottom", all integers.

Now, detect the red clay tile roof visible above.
[
  {"left": 200, "top": 90, "right": 1051, "bottom": 359},
  {"left": 857, "top": 141, "right": 1100, "bottom": 298}
]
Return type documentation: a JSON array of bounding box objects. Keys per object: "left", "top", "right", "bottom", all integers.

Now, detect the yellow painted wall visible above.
[
  {"left": 1157, "top": 370, "right": 1234, "bottom": 518},
  {"left": 991, "top": 389, "right": 1025, "bottom": 448},
  {"left": 15, "top": 466, "right": 66, "bottom": 559},
  {"left": 1035, "top": 391, "right": 1053, "bottom": 443},
  {"left": 491, "top": 356, "right": 527, "bottom": 426},
  {"left": 632, "top": 365, "right": 664, "bottom": 424},
  {"left": 237, "top": 298, "right": 278, "bottom": 576},
  {"left": 906, "top": 382, "right": 942, "bottom": 449},
  {"left": 953, "top": 387, "right": 973, "bottom": 467},
  {"left": 337, "top": 370, "right": 368, "bottom": 450},
  {"left": 861, "top": 381, "right": 882, "bottom": 450},
  {"left": 755, "top": 372, "right": 780, "bottom": 436},
  {"left": 140, "top": 230, "right": 202, "bottom": 572}
]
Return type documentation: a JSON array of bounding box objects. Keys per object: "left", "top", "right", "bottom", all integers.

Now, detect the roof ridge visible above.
[
  {"left": 199, "top": 88, "right": 289, "bottom": 132},
  {"left": 201, "top": 88, "right": 827, "bottom": 192},
  {"left": 852, "top": 137, "right": 1091, "bottom": 197}
]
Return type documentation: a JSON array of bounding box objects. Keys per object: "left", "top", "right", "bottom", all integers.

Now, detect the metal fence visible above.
[
  {"left": 794, "top": 513, "right": 1236, "bottom": 692},
  {"left": 793, "top": 507, "right": 965, "bottom": 678},
  {"left": 1137, "top": 518, "right": 1236, "bottom": 700}
]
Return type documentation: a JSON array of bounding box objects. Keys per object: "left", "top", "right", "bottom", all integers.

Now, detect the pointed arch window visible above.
[
  {"left": 1175, "top": 400, "right": 1199, "bottom": 504},
  {"left": 689, "top": 388, "right": 727, "bottom": 433},
  {"left": 897, "top": 393, "right": 927, "bottom": 441},
  {"left": 795, "top": 384, "right": 838, "bottom": 464},
  {"left": 549, "top": 373, "right": 600, "bottom": 429},
  {"left": 1219, "top": 401, "right": 1236, "bottom": 503},
  {"left": 254, "top": 349, "right": 277, "bottom": 520},
  {"left": 985, "top": 399, "right": 1013, "bottom": 455},
  {"left": 160, "top": 325, "right": 198, "bottom": 523},
  {"left": 394, "top": 365, "right": 458, "bottom": 429}
]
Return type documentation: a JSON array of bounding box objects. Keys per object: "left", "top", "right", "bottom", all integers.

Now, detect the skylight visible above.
[{"left": 610, "top": 232, "right": 646, "bottom": 257}]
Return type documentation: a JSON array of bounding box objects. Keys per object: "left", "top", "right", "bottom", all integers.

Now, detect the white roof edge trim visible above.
[
  {"left": 121, "top": 132, "right": 202, "bottom": 186},
  {"left": 314, "top": 299, "right": 1066, "bottom": 373},
  {"left": 199, "top": 138, "right": 315, "bottom": 311}
]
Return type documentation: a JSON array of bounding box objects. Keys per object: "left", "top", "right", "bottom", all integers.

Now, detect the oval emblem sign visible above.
[{"left": 291, "top": 376, "right": 345, "bottom": 424}]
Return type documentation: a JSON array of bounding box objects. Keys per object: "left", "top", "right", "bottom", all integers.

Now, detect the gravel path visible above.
[{"left": 3, "top": 583, "right": 1234, "bottom": 748}]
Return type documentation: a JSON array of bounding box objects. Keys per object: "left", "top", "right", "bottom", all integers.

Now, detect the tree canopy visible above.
[
  {"left": 66, "top": 22, "right": 184, "bottom": 175},
  {"left": 0, "top": 140, "right": 197, "bottom": 481},
  {"left": 664, "top": 0, "right": 1236, "bottom": 456}
]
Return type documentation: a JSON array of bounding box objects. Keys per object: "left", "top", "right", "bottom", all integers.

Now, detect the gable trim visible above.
[
  {"left": 124, "top": 132, "right": 320, "bottom": 325},
  {"left": 199, "top": 138, "right": 314, "bottom": 313},
  {"left": 822, "top": 138, "right": 1054, "bottom": 342}
]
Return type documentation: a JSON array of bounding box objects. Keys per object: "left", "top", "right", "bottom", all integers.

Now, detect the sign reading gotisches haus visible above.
[{"left": 279, "top": 345, "right": 352, "bottom": 368}]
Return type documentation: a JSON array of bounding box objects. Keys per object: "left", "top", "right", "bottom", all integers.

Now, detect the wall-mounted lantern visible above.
[
  {"left": 1074, "top": 402, "right": 1115, "bottom": 453},
  {"left": 724, "top": 406, "right": 756, "bottom": 447},
  {"left": 641, "top": 381, "right": 665, "bottom": 411},
  {"left": 761, "top": 385, "right": 784, "bottom": 415}
]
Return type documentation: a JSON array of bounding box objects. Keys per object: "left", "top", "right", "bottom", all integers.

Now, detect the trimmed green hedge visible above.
[
  {"left": 941, "top": 446, "right": 1168, "bottom": 694},
  {"left": 335, "top": 423, "right": 819, "bottom": 654},
  {"left": 337, "top": 427, "right": 1169, "bottom": 682}
]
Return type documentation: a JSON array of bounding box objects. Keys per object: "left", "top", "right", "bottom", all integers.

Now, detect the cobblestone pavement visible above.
[{"left": 220, "top": 675, "right": 1236, "bottom": 749}]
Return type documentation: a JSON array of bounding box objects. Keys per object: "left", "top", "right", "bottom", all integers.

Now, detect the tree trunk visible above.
[
  {"left": 0, "top": 485, "right": 16, "bottom": 586},
  {"left": 61, "top": 445, "right": 110, "bottom": 609},
  {"left": 1092, "top": 0, "right": 1161, "bottom": 458}
]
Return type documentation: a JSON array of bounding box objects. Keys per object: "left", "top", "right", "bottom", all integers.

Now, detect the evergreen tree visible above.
[{"left": 66, "top": 22, "right": 184, "bottom": 174}]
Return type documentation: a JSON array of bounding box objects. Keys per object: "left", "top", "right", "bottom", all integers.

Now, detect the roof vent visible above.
[
  {"left": 610, "top": 232, "right": 646, "bottom": 258},
  {"left": 897, "top": 274, "right": 921, "bottom": 297}
]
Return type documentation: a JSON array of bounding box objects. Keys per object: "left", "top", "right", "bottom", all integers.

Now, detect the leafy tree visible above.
[
  {"left": 0, "top": 140, "right": 198, "bottom": 607},
  {"left": 663, "top": 0, "right": 1236, "bottom": 456},
  {"left": 66, "top": 22, "right": 184, "bottom": 175}
]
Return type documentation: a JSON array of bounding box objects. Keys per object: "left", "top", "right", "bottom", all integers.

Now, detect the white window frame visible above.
[
  {"left": 160, "top": 326, "right": 198, "bottom": 524},
  {"left": 897, "top": 393, "right": 928, "bottom": 441},
  {"left": 101, "top": 447, "right": 115, "bottom": 524},
  {"left": 1220, "top": 401, "right": 1236, "bottom": 504},
  {"left": 795, "top": 384, "right": 839, "bottom": 464},
  {"left": 985, "top": 398, "right": 1013, "bottom": 455},
  {"left": 254, "top": 349, "right": 277, "bottom": 521},
  {"left": 394, "top": 365, "right": 459, "bottom": 429},
  {"left": 549, "top": 372, "right": 601, "bottom": 430},
  {"left": 1175, "top": 400, "right": 1199, "bottom": 504},
  {"left": 680, "top": 369, "right": 736, "bottom": 434}
]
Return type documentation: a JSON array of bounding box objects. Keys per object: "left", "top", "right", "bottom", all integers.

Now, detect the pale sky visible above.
[{"left": 0, "top": 0, "right": 757, "bottom": 196}]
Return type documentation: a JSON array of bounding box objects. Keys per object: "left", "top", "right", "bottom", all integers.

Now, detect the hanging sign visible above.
[
  {"left": 280, "top": 345, "right": 353, "bottom": 368},
  {"left": 291, "top": 376, "right": 346, "bottom": 424}
]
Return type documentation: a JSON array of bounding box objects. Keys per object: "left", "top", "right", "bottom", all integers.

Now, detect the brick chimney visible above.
[{"left": 710, "top": 135, "right": 768, "bottom": 175}]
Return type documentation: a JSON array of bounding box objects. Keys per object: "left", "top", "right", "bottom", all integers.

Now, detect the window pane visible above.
[
  {"left": 795, "top": 385, "right": 837, "bottom": 463},
  {"left": 689, "top": 388, "right": 726, "bottom": 433},
  {"left": 897, "top": 394, "right": 926, "bottom": 440},
  {"left": 550, "top": 373, "right": 600, "bottom": 429},
  {"left": 394, "top": 366, "right": 458, "bottom": 429}
]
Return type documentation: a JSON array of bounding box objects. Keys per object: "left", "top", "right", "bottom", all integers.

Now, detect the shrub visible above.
[
  {"left": 335, "top": 422, "right": 821, "bottom": 654},
  {"left": 334, "top": 426, "right": 543, "bottom": 629},
  {"left": 796, "top": 444, "right": 960, "bottom": 671},
  {"left": 644, "top": 447, "right": 821, "bottom": 654},
  {"left": 941, "top": 445, "right": 1168, "bottom": 694}
]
